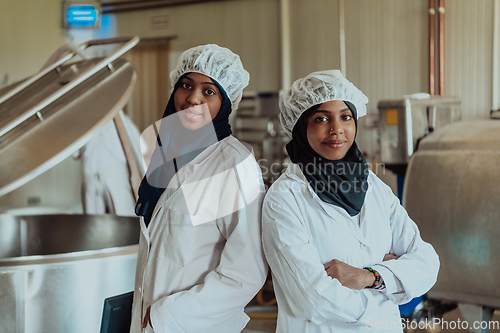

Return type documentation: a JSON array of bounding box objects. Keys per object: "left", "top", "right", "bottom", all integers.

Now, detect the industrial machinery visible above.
[
  {"left": 378, "top": 95, "right": 461, "bottom": 198},
  {"left": 378, "top": 95, "right": 462, "bottom": 317},
  {"left": 261, "top": 114, "right": 289, "bottom": 187},
  {"left": 403, "top": 117, "right": 500, "bottom": 331},
  {"left": 0, "top": 214, "right": 139, "bottom": 333},
  {"left": 0, "top": 37, "right": 142, "bottom": 333},
  {"left": 234, "top": 92, "right": 289, "bottom": 187}
]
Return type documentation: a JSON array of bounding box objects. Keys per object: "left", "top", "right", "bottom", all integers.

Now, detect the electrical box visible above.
[{"left": 378, "top": 96, "right": 461, "bottom": 170}]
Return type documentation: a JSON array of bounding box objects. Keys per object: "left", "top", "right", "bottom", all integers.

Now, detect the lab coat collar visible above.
[
  {"left": 283, "top": 162, "right": 308, "bottom": 183},
  {"left": 284, "top": 162, "right": 371, "bottom": 246},
  {"left": 184, "top": 136, "right": 228, "bottom": 171},
  {"left": 147, "top": 137, "right": 232, "bottom": 227},
  {"left": 191, "top": 140, "right": 221, "bottom": 165},
  {"left": 163, "top": 137, "right": 226, "bottom": 187},
  {"left": 139, "top": 216, "right": 151, "bottom": 245}
]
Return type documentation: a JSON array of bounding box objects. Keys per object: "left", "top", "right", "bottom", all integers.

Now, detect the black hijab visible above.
[
  {"left": 286, "top": 101, "right": 369, "bottom": 216},
  {"left": 135, "top": 74, "right": 232, "bottom": 225}
]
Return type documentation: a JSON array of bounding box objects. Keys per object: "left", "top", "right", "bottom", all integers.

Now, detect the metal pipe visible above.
[
  {"left": 439, "top": 0, "right": 445, "bottom": 96},
  {"left": 429, "top": 0, "right": 436, "bottom": 96},
  {"left": 0, "top": 36, "right": 140, "bottom": 138},
  {"left": 280, "top": 0, "right": 292, "bottom": 91},
  {"left": 405, "top": 100, "right": 414, "bottom": 157},
  {"left": 339, "top": 0, "right": 347, "bottom": 77},
  {"left": 114, "top": 110, "right": 144, "bottom": 201},
  {"left": 0, "top": 54, "right": 74, "bottom": 106},
  {"left": 101, "top": 0, "right": 230, "bottom": 14},
  {"left": 493, "top": 0, "right": 500, "bottom": 113}
]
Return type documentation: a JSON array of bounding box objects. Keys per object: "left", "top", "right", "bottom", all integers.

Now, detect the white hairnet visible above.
[
  {"left": 279, "top": 70, "right": 369, "bottom": 137},
  {"left": 170, "top": 44, "right": 249, "bottom": 112}
]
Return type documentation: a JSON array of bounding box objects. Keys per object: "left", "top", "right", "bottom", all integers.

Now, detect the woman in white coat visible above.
[
  {"left": 76, "top": 112, "right": 141, "bottom": 216},
  {"left": 262, "top": 70, "right": 439, "bottom": 332},
  {"left": 130, "top": 44, "right": 267, "bottom": 333}
]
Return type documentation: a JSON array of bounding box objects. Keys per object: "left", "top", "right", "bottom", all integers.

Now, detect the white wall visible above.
[
  {"left": 100, "top": 0, "right": 281, "bottom": 92},
  {"left": 445, "top": 0, "right": 494, "bottom": 119},
  {"left": 105, "top": 0, "right": 497, "bottom": 158},
  {"left": 0, "top": 0, "right": 82, "bottom": 211},
  {"left": 0, "top": 0, "right": 497, "bottom": 207},
  {"left": 289, "top": 0, "right": 341, "bottom": 80},
  {"left": 344, "top": 0, "right": 430, "bottom": 158},
  {"left": 0, "top": 0, "right": 67, "bottom": 85}
]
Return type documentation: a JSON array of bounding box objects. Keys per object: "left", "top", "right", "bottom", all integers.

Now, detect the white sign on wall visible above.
[{"left": 148, "top": 15, "right": 170, "bottom": 31}]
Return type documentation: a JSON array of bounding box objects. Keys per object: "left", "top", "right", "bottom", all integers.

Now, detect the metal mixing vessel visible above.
[
  {"left": 0, "top": 214, "right": 139, "bottom": 333},
  {"left": 0, "top": 37, "right": 141, "bottom": 333},
  {"left": 403, "top": 118, "right": 500, "bottom": 329}
]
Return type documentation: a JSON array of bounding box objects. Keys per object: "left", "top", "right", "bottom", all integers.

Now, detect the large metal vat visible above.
[
  {"left": 0, "top": 37, "right": 142, "bottom": 333},
  {"left": 404, "top": 118, "right": 500, "bottom": 316},
  {"left": 0, "top": 214, "right": 140, "bottom": 333},
  {"left": 378, "top": 96, "right": 461, "bottom": 167}
]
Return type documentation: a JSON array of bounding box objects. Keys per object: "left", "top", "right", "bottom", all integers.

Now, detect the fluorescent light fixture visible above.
[{"left": 64, "top": 3, "right": 100, "bottom": 28}]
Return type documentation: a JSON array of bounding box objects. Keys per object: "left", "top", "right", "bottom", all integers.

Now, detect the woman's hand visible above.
[
  {"left": 323, "top": 259, "right": 374, "bottom": 290},
  {"left": 142, "top": 306, "right": 153, "bottom": 329},
  {"left": 383, "top": 253, "right": 400, "bottom": 261}
]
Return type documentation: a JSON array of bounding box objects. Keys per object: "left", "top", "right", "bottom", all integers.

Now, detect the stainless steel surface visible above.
[
  {"left": 403, "top": 118, "right": 500, "bottom": 308},
  {"left": 0, "top": 214, "right": 140, "bottom": 333},
  {"left": 113, "top": 111, "right": 144, "bottom": 200},
  {"left": 256, "top": 92, "right": 279, "bottom": 117},
  {"left": 0, "top": 56, "right": 137, "bottom": 197},
  {"left": 261, "top": 115, "right": 290, "bottom": 186},
  {"left": 0, "top": 38, "right": 142, "bottom": 333},
  {"left": 378, "top": 96, "right": 461, "bottom": 165},
  {"left": 234, "top": 92, "right": 283, "bottom": 167},
  {"left": 416, "top": 119, "right": 500, "bottom": 151},
  {"left": 0, "top": 37, "right": 139, "bottom": 130},
  {"left": 458, "top": 303, "right": 495, "bottom": 333}
]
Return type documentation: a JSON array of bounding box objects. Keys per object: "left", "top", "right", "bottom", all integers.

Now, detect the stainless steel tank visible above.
[
  {"left": 0, "top": 37, "right": 140, "bottom": 196},
  {"left": 404, "top": 118, "right": 500, "bottom": 308},
  {"left": 0, "top": 37, "right": 142, "bottom": 333},
  {"left": 0, "top": 214, "right": 139, "bottom": 333},
  {"left": 378, "top": 96, "right": 461, "bottom": 167}
]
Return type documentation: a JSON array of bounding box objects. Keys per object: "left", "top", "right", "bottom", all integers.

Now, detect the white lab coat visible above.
[
  {"left": 262, "top": 163, "right": 439, "bottom": 333},
  {"left": 130, "top": 135, "right": 268, "bottom": 333},
  {"left": 78, "top": 114, "right": 141, "bottom": 216}
]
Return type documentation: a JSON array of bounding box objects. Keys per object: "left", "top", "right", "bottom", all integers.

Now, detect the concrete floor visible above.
[
  {"left": 243, "top": 318, "right": 276, "bottom": 333},
  {"left": 242, "top": 309, "right": 500, "bottom": 333},
  {"left": 409, "top": 308, "right": 500, "bottom": 333}
]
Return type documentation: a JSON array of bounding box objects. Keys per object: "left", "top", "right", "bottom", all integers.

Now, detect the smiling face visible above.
[
  {"left": 306, "top": 100, "right": 356, "bottom": 161},
  {"left": 173, "top": 72, "right": 223, "bottom": 130}
]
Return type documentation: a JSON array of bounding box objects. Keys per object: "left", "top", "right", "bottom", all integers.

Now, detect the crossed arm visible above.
[{"left": 323, "top": 253, "right": 400, "bottom": 290}]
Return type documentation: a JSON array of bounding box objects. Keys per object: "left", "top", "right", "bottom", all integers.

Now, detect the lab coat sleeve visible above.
[
  {"left": 262, "top": 192, "right": 379, "bottom": 326},
  {"left": 371, "top": 181, "right": 440, "bottom": 304},
  {"left": 148, "top": 159, "right": 268, "bottom": 333}
]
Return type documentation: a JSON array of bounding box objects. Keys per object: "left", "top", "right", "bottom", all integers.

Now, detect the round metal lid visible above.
[
  {"left": 0, "top": 56, "right": 137, "bottom": 196},
  {"left": 418, "top": 118, "right": 500, "bottom": 151}
]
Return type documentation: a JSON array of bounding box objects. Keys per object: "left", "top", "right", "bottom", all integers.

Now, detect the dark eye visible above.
[
  {"left": 181, "top": 82, "right": 191, "bottom": 89},
  {"left": 314, "top": 116, "right": 328, "bottom": 122},
  {"left": 205, "top": 89, "right": 216, "bottom": 96},
  {"left": 342, "top": 114, "right": 353, "bottom": 121}
]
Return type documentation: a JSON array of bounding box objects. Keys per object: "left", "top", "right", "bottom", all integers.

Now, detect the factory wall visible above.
[
  {"left": 0, "top": 0, "right": 82, "bottom": 212},
  {"left": 104, "top": 0, "right": 496, "bottom": 161},
  {"left": 103, "top": 0, "right": 281, "bottom": 93},
  {"left": 343, "top": 0, "right": 429, "bottom": 159},
  {"left": 0, "top": 0, "right": 497, "bottom": 211},
  {"left": 0, "top": 0, "right": 67, "bottom": 84},
  {"left": 288, "top": 0, "right": 341, "bottom": 82},
  {"left": 445, "top": 0, "right": 494, "bottom": 119}
]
